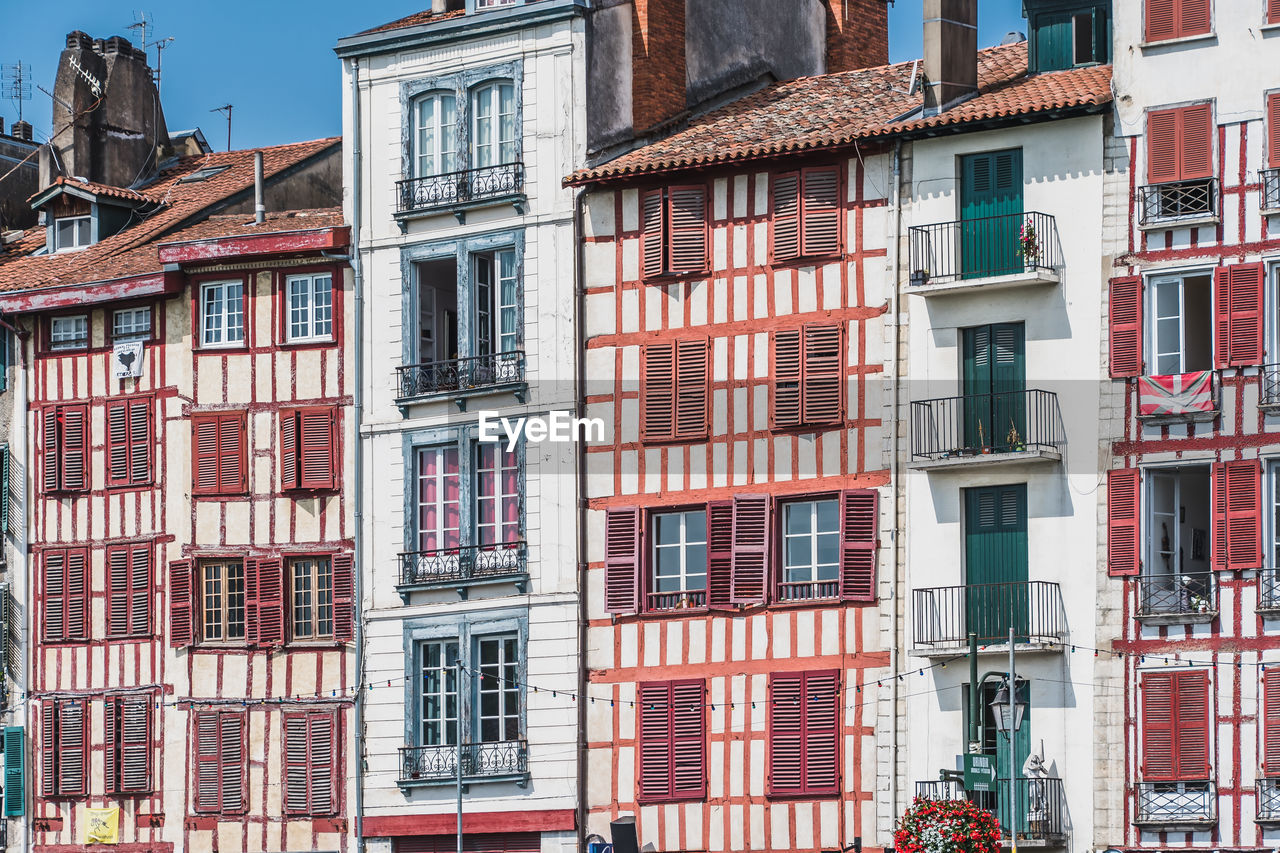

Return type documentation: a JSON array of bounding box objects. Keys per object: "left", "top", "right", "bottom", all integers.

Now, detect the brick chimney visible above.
[
  {"left": 923, "top": 0, "right": 978, "bottom": 114},
  {"left": 824, "top": 0, "right": 889, "bottom": 72},
  {"left": 630, "top": 0, "right": 687, "bottom": 133}
]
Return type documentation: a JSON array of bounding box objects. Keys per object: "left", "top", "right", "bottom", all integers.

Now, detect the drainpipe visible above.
[
  {"left": 573, "top": 186, "right": 589, "bottom": 853},
  {"left": 349, "top": 56, "right": 367, "bottom": 853},
  {"left": 13, "top": 323, "right": 28, "bottom": 853},
  {"left": 888, "top": 138, "right": 904, "bottom": 832},
  {"left": 253, "top": 151, "right": 265, "bottom": 225}
]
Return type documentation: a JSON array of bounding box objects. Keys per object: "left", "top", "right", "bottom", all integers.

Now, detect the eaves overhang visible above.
[
  {"left": 334, "top": 0, "right": 588, "bottom": 58},
  {"left": 0, "top": 268, "right": 182, "bottom": 314},
  {"left": 156, "top": 225, "right": 351, "bottom": 265}
]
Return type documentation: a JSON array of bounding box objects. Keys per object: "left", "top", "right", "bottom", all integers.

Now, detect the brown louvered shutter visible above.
[
  {"left": 840, "top": 490, "right": 878, "bottom": 602},
  {"left": 670, "top": 680, "right": 706, "bottom": 799},
  {"left": 108, "top": 401, "right": 130, "bottom": 486},
  {"left": 57, "top": 700, "right": 85, "bottom": 796},
  {"left": 332, "top": 553, "right": 355, "bottom": 642},
  {"left": 257, "top": 558, "right": 285, "bottom": 648},
  {"left": 638, "top": 682, "right": 672, "bottom": 800},
  {"left": 603, "top": 508, "right": 640, "bottom": 614},
  {"left": 192, "top": 416, "right": 221, "bottom": 494},
  {"left": 129, "top": 399, "right": 150, "bottom": 484},
  {"left": 642, "top": 343, "right": 675, "bottom": 441},
  {"left": 729, "top": 495, "right": 770, "bottom": 605},
  {"left": 771, "top": 329, "right": 802, "bottom": 428},
  {"left": 1178, "top": 0, "right": 1211, "bottom": 37},
  {"left": 802, "top": 324, "right": 843, "bottom": 424},
  {"left": 706, "top": 501, "right": 734, "bottom": 609},
  {"left": 106, "top": 547, "right": 129, "bottom": 638},
  {"left": 42, "top": 408, "right": 59, "bottom": 492},
  {"left": 280, "top": 410, "right": 299, "bottom": 490},
  {"left": 194, "top": 713, "right": 221, "bottom": 811},
  {"left": 1145, "top": 0, "right": 1177, "bottom": 41},
  {"left": 641, "top": 189, "right": 666, "bottom": 279},
  {"left": 803, "top": 670, "right": 839, "bottom": 794},
  {"left": 1264, "top": 669, "right": 1280, "bottom": 774},
  {"left": 60, "top": 406, "right": 87, "bottom": 491},
  {"left": 65, "top": 549, "right": 87, "bottom": 641},
  {"left": 243, "top": 558, "right": 259, "bottom": 647},
  {"left": 771, "top": 172, "right": 801, "bottom": 262},
  {"left": 1214, "top": 263, "right": 1264, "bottom": 368},
  {"left": 768, "top": 673, "right": 804, "bottom": 795},
  {"left": 668, "top": 186, "right": 707, "bottom": 274},
  {"left": 300, "top": 408, "right": 337, "bottom": 490},
  {"left": 1212, "top": 459, "right": 1262, "bottom": 571},
  {"left": 1142, "top": 672, "right": 1176, "bottom": 780},
  {"left": 39, "top": 702, "right": 54, "bottom": 797},
  {"left": 1270, "top": 0, "right": 1280, "bottom": 25},
  {"left": 309, "top": 713, "right": 335, "bottom": 815},
  {"left": 675, "top": 339, "right": 709, "bottom": 438},
  {"left": 1179, "top": 103, "right": 1214, "bottom": 181},
  {"left": 1108, "top": 277, "right": 1144, "bottom": 378},
  {"left": 1174, "top": 670, "right": 1211, "bottom": 779},
  {"left": 283, "top": 714, "right": 309, "bottom": 814},
  {"left": 120, "top": 697, "right": 150, "bottom": 793},
  {"left": 800, "top": 167, "right": 841, "bottom": 257},
  {"left": 43, "top": 551, "right": 66, "bottom": 642},
  {"left": 129, "top": 545, "right": 150, "bottom": 636},
  {"left": 104, "top": 697, "right": 118, "bottom": 794},
  {"left": 1107, "top": 469, "right": 1141, "bottom": 576},
  {"left": 1269, "top": 92, "right": 1280, "bottom": 167},
  {"left": 220, "top": 714, "right": 245, "bottom": 812},
  {"left": 168, "top": 559, "right": 194, "bottom": 647},
  {"left": 219, "top": 414, "right": 245, "bottom": 493},
  {"left": 1147, "top": 108, "right": 1180, "bottom": 184}
]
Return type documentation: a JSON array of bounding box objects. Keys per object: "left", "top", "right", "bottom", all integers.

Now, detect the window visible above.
[
  {"left": 111, "top": 307, "right": 152, "bottom": 343},
  {"left": 290, "top": 557, "right": 334, "bottom": 641},
  {"left": 417, "top": 446, "right": 461, "bottom": 551},
  {"left": 413, "top": 93, "right": 458, "bottom": 178},
  {"left": 193, "top": 711, "right": 245, "bottom": 814},
  {"left": 414, "top": 440, "right": 521, "bottom": 552},
  {"left": 768, "top": 670, "right": 838, "bottom": 797},
  {"left": 771, "top": 167, "right": 841, "bottom": 262},
  {"left": 1140, "top": 465, "right": 1213, "bottom": 616},
  {"left": 41, "top": 404, "right": 87, "bottom": 492},
  {"left": 104, "top": 695, "right": 151, "bottom": 794},
  {"left": 49, "top": 315, "right": 88, "bottom": 351},
  {"left": 285, "top": 273, "right": 334, "bottom": 343},
  {"left": 412, "top": 246, "right": 522, "bottom": 375},
  {"left": 1264, "top": 669, "right": 1280, "bottom": 777},
  {"left": 200, "top": 279, "right": 245, "bottom": 348},
  {"left": 638, "top": 680, "right": 706, "bottom": 802},
  {"left": 280, "top": 407, "right": 338, "bottom": 491},
  {"left": 641, "top": 186, "right": 708, "bottom": 278},
  {"left": 1147, "top": 104, "right": 1214, "bottom": 185},
  {"left": 780, "top": 499, "right": 840, "bottom": 599},
  {"left": 192, "top": 412, "right": 247, "bottom": 495},
  {"left": 200, "top": 560, "right": 246, "bottom": 643},
  {"left": 474, "top": 250, "right": 519, "bottom": 356},
  {"left": 1145, "top": 0, "right": 1211, "bottom": 41},
  {"left": 477, "top": 635, "right": 520, "bottom": 742},
  {"left": 419, "top": 640, "right": 460, "bottom": 747},
  {"left": 1030, "top": 5, "right": 1109, "bottom": 71},
  {"left": 771, "top": 324, "right": 844, "bottom": 427},
  {"left": 54, "top": 216, "right": 90, "bottom": 252},
  {"left": 471, "top": 81, "right": 516, "bottom": 168},
  {"left": 1141, "top": 670, "right": 1210, "bottom": 780},
  {"left": 105, "top": 543, "right": 150, "bottom": 638},
  {"left": 42, "top": 548, "right": 87, "bottom": 643},
  {"left": 107, "top": 396, "right": 151, "bottom": 487},
  {"left": 477, "top": 0, "right": 518, "bottom": 7},
  {"left": 642, "top": 339, "right": 708, "bottom": 441},
  {"left": 475, "top": 443, "right": 519, "bottom": 545},
  {"left": 283, "top": 711, "right": 336, "bottom": 815},
  {"left": 1149, "top": 272, "right": 1213, "bottom": 374},
  {"left": 39, "top": 699, "right": 85, "bottom": 797},
  {"left": 1073, "top": 12, "right": 1097, "bottom": 63},
  {"left": 414, "top": 633, "right": 521, "bottom": 746},
  {"left": 649, "top": 510, "right": 708, "bottom": 609}
]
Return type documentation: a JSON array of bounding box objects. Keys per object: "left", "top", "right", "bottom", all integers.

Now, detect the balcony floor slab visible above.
[
  {"left": 908, "top": 448, "right": 1062, "bottom": 470},
  {"left": 909, "top": 640, "right": 1065, "bottom": 659},
  {"left": 909, "top": 269, "right": 1059, "bottom": 296}
]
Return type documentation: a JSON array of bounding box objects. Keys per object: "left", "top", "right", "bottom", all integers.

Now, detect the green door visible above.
[
  {"left": 964, "top": 484, "right": 1029, "bottom": 643},
  {"left": 977, "top": 682, "right": 1032, "bottom": 836},
  {"left": 962, "top": 323, "right": 1026, "bottom": 452},
  {"left": 960, "top": 149, "right": 1023, "bottom": 278}
]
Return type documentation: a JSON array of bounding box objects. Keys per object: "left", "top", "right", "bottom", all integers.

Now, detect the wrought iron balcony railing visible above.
[
  {"left": 910, "top": 390, "right": 1065, "bottom": 463},
  {"left": 1262, "top": 168, "right": 1280, "bottom": 212},
  {"left": 398, "top": 740, "right": 528, "bottom": 784},
  {"left": 915, "top": 777, "right": 1066, "bottom": 840},
  {"left": 397, "top": 162, "right": 524, "bottom": 214},
  {"left": 1260, "top": 568, "right": 1280, "bottom": 612},
  {"left": 1136, "top": 571, "right": 1216, "bottom": 620},
  {"left": 1135, "top": 780, "right": 1216, "bottom": 824},
  {"left": 908, "top": 211, "right": 1060, "bottom": 286},
  {"left": 912, "top": 581, "right": 1066, "bottom": 651},
  {"left": 776, "top": 580, "right": 840, "bottom": 602},
  {"left": 1140, "top": 178, "right": 1219, "bottom": 225},
  {"left": 1261, "top": 365, "right": 1280, "bottom": 409},
  {"left": 396, "top": 351, "right": 525, "bottom": 402},
  {"left": 398, "top": 541, "right": 527, "bottom": 591},
  {"left": 1258, "top": 778, "right": 1280, "bottom": 821}
]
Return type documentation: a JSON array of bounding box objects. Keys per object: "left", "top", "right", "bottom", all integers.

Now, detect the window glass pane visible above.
[
  {"left": 441, "top": 95, "right": 457, "bottom": 173},
  {"left": 316, "top": 558, "right": 333, "bottom": 637},
  {"left": 417, "top": 447, "right": 461, "bottom": 551},
  {"left": 50, "top": 315, "right": 88, "bottom": 350},
  {"left": 312, "top": 275, "right": 333, "bottom": 337},
  {"left": 292, "top": 560, "right": 314, "bottom": 639},
  {"left": 1072, "top": 12, "right": 1094, "bottom": 64},
  {"left": 498, "top": 82, "right": 516, "bottom": 163},
  {"left": 226, "top": 562, "right": 245, "bottom": 639},
  {"left": 420, "top": 641, "right": 458, "bottom": 746},
  {"left": 75, "top": 218, "right": 91, "bottom": 245},
  {"left": 203, "top": 563, "right": 224, "bottom": 641},
  {"left": 225, "top": 282, "right": 244, "bottom": 343},
  {"left": 816, "top": 499, "right": 838, "bottom": 533},
  {"left": 55, "top": 217, "right": 90, "bottom": 250},
  {"left": 112, "top": 308, "right": 151, "bottom": 342},
  {"left": 473, "top": 86, "right": 494, "bottom": 168},
  {"left": 203, "top": 284, "right": 224, "bottom": 344},
  {"left": 416, "top": 97, "right": 436, "bottom": 176},
  {"left": 497, "top": 250, "right": 519, "bottom": 353}
]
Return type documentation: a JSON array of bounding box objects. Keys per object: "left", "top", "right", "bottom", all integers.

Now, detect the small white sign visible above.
[{"left": 112, "top": 341, "right": 144, "bottom": 379}]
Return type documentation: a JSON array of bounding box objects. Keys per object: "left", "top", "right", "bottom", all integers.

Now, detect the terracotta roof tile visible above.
[
  {"left": 158, "top": 208, "right": 346, "bottom": 245},
  {"left": 31, "top": 175, "right": 160, "bottom": 205},
  {"left": 356, "top": 8, "right": 466, "bottom": 35}
]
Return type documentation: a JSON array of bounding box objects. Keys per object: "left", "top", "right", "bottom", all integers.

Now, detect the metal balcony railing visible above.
[
  {"left": 396, "top": 351, "right": 525, "bottom": 401},
  {"left": 397, "top": 162, "right": 524, "bottom": 214},
  {"left": 908, "top": 211, "right": 1060, "bottom": 285},
  {"left": 1258, "top": 778, "right": 1280, "bottom": 821},
  {"left": 1140, "top": 178, "right": 1219, "bottom": 225},
  {"left": 398, "top": 740, "right": 528, "bottom": 783},
  {"left": 915, "top": 777, "right": 1066, "bottom": 840},
  {"left": 910, "top": 390, "right": 1065, "bottom": 462},
  {"left": 776, "top": 580, "right": 840, "bottom": 602},
  {"left": 1135, "top": 780, "right": 1216, "bottom": 824},
  {"left": 1136, "top": 571, "right": 1216, "bottom": 619},
  {"left": 1262, "top": 168, "right": 1280, "bottom": 212},
  {"left": 912, "top": 581, "right": 1066, "bottom": 650},
  {"left": 1260, "top": 569, "right": 1280, "bottom": 612},
  {"left": 398, "top": 541, "right": 527, "bottom": 589},
  {"left": 1261, "top": 365, "right": 1280, "bottom": 408},
  {"left": 646, "top": 590, "right": 707, "bottom": 611}
]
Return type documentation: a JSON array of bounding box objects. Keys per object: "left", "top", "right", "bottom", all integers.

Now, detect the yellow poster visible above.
[{"left": 85, "top": 808, "right": 119, "bottom": 844}]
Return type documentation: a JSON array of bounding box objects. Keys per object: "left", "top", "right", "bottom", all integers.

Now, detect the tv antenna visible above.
[
  {"left": 211, "top": 104, "right": 232, "bottom": 151},
  {"left": 126, "top": 12, "right": 152, "bottom": 49},
  {"left": 2, "top": 62, "right": 32, "bottom": 124},
  {"left": 152, "top": 37, "right": 174, "bottom": 97}
]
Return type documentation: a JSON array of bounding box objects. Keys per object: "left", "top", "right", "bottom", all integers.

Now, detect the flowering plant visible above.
[
  {"left": 1018, "top": 218, "right": 1040, "bottom": 264},
  {"left": 894, "top": 796, "right": 1003, "bottom": 853}
]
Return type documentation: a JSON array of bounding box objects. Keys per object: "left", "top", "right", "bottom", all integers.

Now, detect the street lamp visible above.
[{"left": 990, "top": 678, "right": 1028, "bottom": 734}]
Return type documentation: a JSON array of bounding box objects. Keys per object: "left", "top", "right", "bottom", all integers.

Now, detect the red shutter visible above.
[
  {"left": 60, "top": 406, "right": 86, "bottom": 491},
  {"left": 1147, "top": 109, "right": 1180, "bottom": 184},
  {"left": 104, "top": 697, "right": 118, "bottom": 794},
  {"left": 193, "top": 417, "right": 221, "bottom": 494},
  {"left": 1174, "top": 670, "right": 1210, "bottom": 779},
  {"left": 670, "top": 680, "right": 706, "bottom": 798},
  {"left": 219, "top": 714, "right": 245, "bottom": 813},
  {"left": 280, "top": 410, "right": 299, "bottom": 490},
  {"left": 1146, "top": 0, "right": 1177, "bottom": 41},
  {"left": 802, "top": 324, "right": 843, "bottom": 424},
  {"left": 194, "top": 713, "right": 221, "bottom": 811},
  {"left": 802, "top": 670, "right": 839, "bottom": 794},
  {"left": 771, "top": 329, "right": 802, "bottom": 427},
  {"left": 243, "top": 558, "right": 260, "bottom": 647},
  {"left": 668, "top": 186, "right": 707, "bottom": 274},
  {"left": 771, "top": 172, "right": 801, "bottom": 262},
  {"left": 1269, "top": 92, "right": 1280, "bottom": 167},
  {"left": 106, "top": 547, "right": 129, "bottom": 638},
  {"left": 675, "top": 339, "right": 709, "bottom": 438},
  {"left": 768, "top": 673, "right": 804, "bottom": 795},
  {"left": 257, "top": 558, "right": 285, "bottom": 648},
  {"left": 283, "top": 714, "right": 310, "bottom": 814},
  {"left": 57, "top": 700, "right": 85, "bottom": 796},
  {"left": 1270, "top": 0, "right": 1280, "bottom": 25},
  {"left": 39, "top": 702, "right": 54, "bottom": 797},
  {"left": 641, "top": 189, "right": 666, "bottom": 279},
  {"left": 641, "top": 343, "right": 676, "bottom": 441},
  {"left": 729, "top": 495, "right": 770, "bottom": 605},
  {"left": 119, "top": 697, "right": 150, "bottom": 793},
  {"left": 300, "top": 408, "right": 337, "bottom": 490},
  {"left": 309, "top": 713, "right": 336, "bottom": 815},
  {"left": 129, "top": 545, "right": 150, "bottom": 636},
  {"left": 108, "top": 401, "right": 130, "bottom": 485},
  {"left": 1142, "top": 672, "right": 1176, "bottom": 780},
  {"left": 219, "top": 414, "right": 246, "bottom": 493},
  {"left": 706, "top": 501, "right": 734, "bottom": 609},
  {"left": 1109, "top": 276, "right": 1144, "bottom": 378},
  {"left": 1212, "top": 459, "right": 1261, "bottom": 571},
  {"left": 43, "top": 551, "right": 65, "bottom": 642},
  {"left": 603, "top": 508, "right": 640, "bottom": 614},
  {"left": 840, "top": 489, "right": 878, "bottom": 602},
  {"left": 169, "top": 559, "right": 194, "bottom": 647},
  {"left": 1107, "top": 469, "right": 1142, "bottom": 576},
  {"left": 65, "top": 549, "right": 87, "bottom": 641},
  {"left": 800, "top": 167, "right": 841, "bottom": 257},
  {"left": 129, "top": 399, "right": 150, "bottom": 484},
  {"left": 1178, "top": 0, "right": 1212, "bottom": 37},
  {"left": 332, "top": 553, "right": 355, "bottom": 642},
  {"left": 1264, "top": 669, "right": 1280, "bottom": 774},
  {"left": 638, "top": 682, "right": 672, "bottom": 800},
  {"left": 1179, "top": 103, "right": 1214, "bottom": 180},
  {"left": 42, "top": 409, "right": 59, "bottom": 492},
  {"left": 1214, "top": 263, "right": 1265, "bottom": 367}
]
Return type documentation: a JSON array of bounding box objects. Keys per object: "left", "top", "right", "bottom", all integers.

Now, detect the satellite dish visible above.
[{"left": 112, "top": 341, "right": 143, "bottom": 379}]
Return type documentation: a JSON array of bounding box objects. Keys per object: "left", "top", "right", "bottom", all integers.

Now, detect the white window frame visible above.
[
  {"left": 475, "top": 634, "right": 520, "bottom": 744},
  {"left": 413, "top": 92, "right": 458, "bottom": 179},
  {"left": 1148, "top": 270, "right": 1214, "bottom": 375},
  {"left": 650, "top": 510, "right": 708, "bottom": 595},
  {"left": 418, "top": 639, "right": 459, "bottom": 747},
  {"left": 54, "top": 216, "right": 91, "bottom": 252},
  {"left": 49, "top": 315, "right": 89, "bottom": 351},
  {"left": 285, "top": 273, "right": 334, "bottom": 343},
  {"left": 470, "top": 81, "right": 516, "bottom": 169},
  {"left": 782, "top": 498, "right": 841, "bottom": 584},
  {"left": 112, "top": 307, "right": 152, "bottom": 343},
  {"left": 200, "top": 280, "right": 245, "bottom": 349}
]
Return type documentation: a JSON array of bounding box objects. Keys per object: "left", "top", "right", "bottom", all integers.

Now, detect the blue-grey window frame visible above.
[{"left": 401, "top": 61, "right": 524, "bottom": 182}]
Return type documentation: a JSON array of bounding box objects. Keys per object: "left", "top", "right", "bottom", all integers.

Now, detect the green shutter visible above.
[
  {"left": 0, "top": 328, "right": 10, "bottom": 393},
  {"left": 960, "top": 149, "right": 1023, "bottom": 278},
  {"left": 2, "top": 444, "right": 10, "bottom": 535},
  {"left": 962, "top": 323, "right": 1025, "bottom": 451},
  {"left": 4, "top": 726, "right": 23, "bottom": 816},
  {"left": 963, "top": 484, "right": 1029, "bottom": 642},
  {"left": 1032, "top": 12, "right": 1072, "bottom": 72}
]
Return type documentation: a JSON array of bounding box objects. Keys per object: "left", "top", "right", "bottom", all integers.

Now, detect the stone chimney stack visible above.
[{"left": 923, "top": 0, "right": 978, "bottom": 114}]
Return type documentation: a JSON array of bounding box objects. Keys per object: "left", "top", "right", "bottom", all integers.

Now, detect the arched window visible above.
[
  {"left": 413, "top": 92, "right": 457, "bottom": 178},
  {"left": 470, "top": 81, "right": 516, "bottom": 169}
]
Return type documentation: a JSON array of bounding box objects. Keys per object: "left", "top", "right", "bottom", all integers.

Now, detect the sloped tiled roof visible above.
[
  {"left": 158, "top": 208, "right": 346, "bottom": 245},
  {"left": 356, "top": 8, "right": 466, "bottom": 35},
  {"left": 567, "top": 43, "right": 1113, "bottom": 185},
  {"left": 31, "top": 175, "right": 160, "bottom": 206}
]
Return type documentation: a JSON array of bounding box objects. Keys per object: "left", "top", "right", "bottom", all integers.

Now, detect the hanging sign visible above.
[{"left": 85, "top": 807, "right": 120, "bottom": 844}]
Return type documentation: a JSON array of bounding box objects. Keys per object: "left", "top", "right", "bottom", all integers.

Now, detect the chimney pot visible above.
[
  {"left": 431, "top": 0, "right": 447, "bottom": 12},
  {"left": 104, "top": 36, "right": 133, "bottom": 55},
  {"left": 65, "top": 30, "right": 91, "bottom": 50},
  {"left": 11, "top": 121, "right": 32, "bottom": 142},
  {"left": 923, "top": 0, "right": 978, "bottom": 114}
]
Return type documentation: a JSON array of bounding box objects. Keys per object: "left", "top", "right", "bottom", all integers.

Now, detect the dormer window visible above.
[
  {"left": 1027, "top": 2, "right": 1109, "bottom": 72},
  {"left": 54, "top": 216, "right": 91, "bottom": 252},
  {"left": 477, "top": 0, "right": 517, "bottom": 7}
]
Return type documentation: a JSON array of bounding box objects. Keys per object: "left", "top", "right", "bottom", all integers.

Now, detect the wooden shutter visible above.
[
  {"left": 195, "top": 413, "right": 246, "bottom": 495},
  {"left": 309, "top": 713, "right": 335, "bottom": 815},
  {"left": 802, "top": 670, "right": 839, "bottom": 794},
  {"left": 243, "top": 558, "right": 260, "bottom": 647},
  {"left": 42, "top": 409, "right": 58, "bottom": 492},
  {"left": 39, "top": 703, "right": 54, "bottom": 798},
  {"left": 1146, "top": 0, "right": 1177, "bottom": 40},
  {"left": 768, "top": 673, "right": 804, "bottom": 795},
  {"left": 771, "top": 172, "right": 801, "bottom": 262},
  {"left": 107, "top": 544, "right": 149, "bottom": 638},
  {"left": 129, "top": 399, "right": 150, "bottom": 483},
  {"left": 1264, "top": 669, "right": 1280, "bottom": 774},
  {"left": 1109, "top": 277, "right": 1144, "bottom": 378},
  {"left": 169, "top": 559, "right": 194, "bottom": 647},
  {"left": 641, "top": 189, "right": 666, "bottom": 279},
  {"left": 1142, "top": 672, "right": 1176, "bottom": 780},
  {"left": 706, "top": 501, "right": 734, "bottom": 609},
  {"left": 283, "top": 715, "right": 310, "bottom": 814},
  {"left": 120, "top": 698, "right": 150, "bottom": 792},
  {"left": 603, "top": 508, "right": 640, "bottom": 614},
  {"left": 1147, "top": 108, "right": 1181, "bottom": 184},
  {"left": 219, "top": 414, "right": 245, "bottom": 493},
  {"left": 257, "top": 558, "right": 285, "bottom": 648},
  {"left": 60, "top": 406, "right": 86, "bottom": 491},
  {"left": 300, "top": 408, "right": 337, "bottom": 490},
  {"left": 2, "top": 444, "right": 10, "bottom": 535},
  {"left": 641, "top": 343, "right": 676, "bottom": 441},
  {"left": 43, "top": 551, "right": 66, "bottom": 642},
  {"left": 675, "top": 339, "right": 708, "bottom": 438},
  {"left": 57, "top": 700, "right": 85, "bottom": 796},
  {"left": 1214, "top": 263, "right": 1264, "bottom": 368},
  {"left": 1270, "top": 0, "right": 1280, "bottom": 25},
  {"left": 1268, "top": 92, "right": 1280, "bottom": 167},
  {"left": 194, "top": 713, "right": 221, "bottom": 811},
  {"left": 668, "top": 186, "right": 707, "bottom": 274},
  {"left": 1212, "top": 459, "right": 1261, "bottom": 571},
  {"left": 1107, "top": 469, "right": 1142, "bottom": 576},
  {"left": 670, "top": 680, "right": 706, "bottom": 798},
  {"left": 802, "top": 324, "right": 843, "bottom": 424},
  {"left": 729, "top": 495, "right": 770, "bottom": 605},
  {"left": 332, "top": 553, "right": 354, "bottom": 642},
  {"left": 840, "top": 490, "right": 878, "bottom": 602},
  {"left": 219, "top": 713, "right": 245, "bottom": 812},
  {"left": 109, "top": 398, "right": 150, "bottom": 486},
  {"left": 280, "top": 410, "right": 299, "bottom": 490},
  {"left": 1174, "top": 670, "right": 1211, "bottom": 779},
  {"left": 800, "top": 167, "right": 841, "bottom": 257},
  {"left": 130, "top": 545, "right": 150, "bottom": 636},
  {"left": 104, "top": 697, "right": 117, "bottom": 793},
  {"left": 1179, "top": 103, "right": 1214, "bottom": 180},
  {"left": 66, "top": 550, "right": 86, "bottom": 641},
  {"left": 771, "top": 329, "right": 802, "bottom": 428},
  {"left": 108, "top": 401, "right": 130, "bottom": 485},
  {"left": 1178, "top": 0, "right": 1212, "bottom": 37},
  {"left": 637, "top": 682, "right": 672, "bottom": 800},
  {"left": 4, "top": 726, "right": 24, "bottom": 816},
  {"left": 193, "top": 416, "right": 221, "bottom": 494},
  {"left": 106, "top": 547, "right": 129, "bottom": 638}
]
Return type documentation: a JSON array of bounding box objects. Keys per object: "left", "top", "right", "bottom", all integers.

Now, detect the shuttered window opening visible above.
[
  {"left": 638, "top": 680, "right": 706, "bottom": 801},
  {"left": 1146, "top": 103, "right": 1214, "bottom": 184},
  {"left": 107, "top": 396, "right": 152, "bottom": 487},
  {"left": 771, "top": 324, "right": 845, "bottom": 428},
  {"left": 41, "top": 404, "right": 87, "bottom": 493},
  {"left": 1141, "top": 670, "right": 1211, "bottom": 781},
  {"left": 1107, "top": 469, "right": 1141, "bottom": 576},
  {"left": 280, "top": 407, "right": 339, "bottom": 491},
  {"left": 641, "top": 339, "right": 708, "bottom": 441},
  {"left": 640, "top": 186, "right": 708, "bottom": 279},
  {"left": 1211, "top": 459, "right": 1262, "bottom": 572},
  {"left": 39, "top": 699, "right": 85, "bottom": 797},
  {"left": 42, "top": 548, "right": 88, "bottom": 643},
  {"left": 104, "top": 695, "right": 151, "bottom": 794},
  {"left": 106, "top": 543, "right": 151, "bottom": 638},
  {"left": 395, "top": 833, "right": 542, "bottom": 853},
  {"left": 4, "top": 726, "right": 23, "bottom": 816},
  {"left": 193, "top": 711, "right": 246, "bottom": 813},
  {"left": 200, "top": 560, "right": 248, "bottom": 644},
  {"left": 288, "top": 555, "right": 353, "bottom": 643},
  {"left": 1269, "top": 92, "right": 1280, "bottom": 168},
  {"left": 768, "top": 670, "right": 839, "bottom": 796},
  {"left": 1264, "top": 668, "right": 1280, "bottom": 776},
  {"left": 1108, "top": 276, "right": 1144, "bottom": 378},
  {"left": 283, "top": 710, "right": 337, "bottom": 815},
  {"left": 1145, "top": 0, "right": 1212, "bottom": 41},
  {"left": 1213, "top": 263, "right": 1265, "bottom": 369},
  {"left": 771, "top": 167, "right": 843, "bottom": 262},
  {"left": 192, "top": 412, "right": 247, "bottom": 495}
]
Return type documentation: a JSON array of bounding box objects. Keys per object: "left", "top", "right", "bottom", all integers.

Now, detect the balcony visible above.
[
  {"left": 911, "top": 581, "right": 1066, "bottom": 657},
  {"left": 1262, "top": 168, "right": 1280, "bottom": 214},
  {"left": 395, "top": 351, "right": 526, "bottom": 411},
  {"left": 1261, "top": 365, "right": 1280, "bottom": 411},
  {"left": 1134, "top": 780, "right": 1216, "bottom": 827},
  {"left": 397, "top": 740, "right": 528, "bottom": 788},
  {"left": 1257, "top": 778, "right": 1280, "bottom": 822},
  {"left": 1139, "top": 178, "right": 1219, "bottom": 228},
  {"left": 909, "top": 390, "right": 1065, "bottom": 469},
  {"left": 907, "top": 211, "right": 1060, "bottom": 295},
  {"left": 646, "top": 590, "right": 708, "bottom": 611},
  {"left": 1135, "top": 571, "right": 1216, "bottom": 625},
  {"left": 1259, "top": 569, "right": 1280, "bottom": 615},
  {"left": 395, "top": 162, "right": 525, "bottom": 222},
  {"left": 397, "top": 541, "right": 527, "bottom": 601},
  {"left": 915, "top": 777, "right": 1067, "bottom": 844}
]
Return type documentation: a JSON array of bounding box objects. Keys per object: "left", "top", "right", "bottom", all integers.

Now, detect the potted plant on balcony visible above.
[
  {"left": 978, "top": 420, "right": 991, "bottom": 454},
  {"left": 895, "top": 796, "right": 1002, "bottom": 853},
  {"left": 910, "top": 268, "right": 930, "bottom": 287},
  {"left": 1006, "top": 422, "right": 1025, "bottom": 452},
  {"left": 1019, "top": 218, "right": 1041, "bottom": 269}
]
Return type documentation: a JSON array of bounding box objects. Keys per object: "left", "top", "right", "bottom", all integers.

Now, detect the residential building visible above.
[{"left": 0, "top": 118, "right": 38, "bottom": 231}]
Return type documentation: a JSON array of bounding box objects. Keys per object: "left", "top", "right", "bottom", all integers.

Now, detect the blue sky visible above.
[{"left": 0, "top": 0, "right": 1029, "bottom": 151}]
